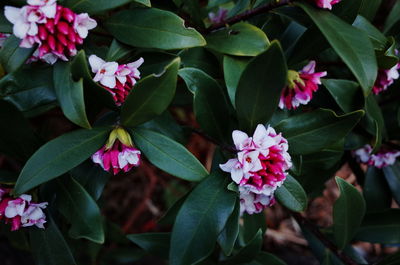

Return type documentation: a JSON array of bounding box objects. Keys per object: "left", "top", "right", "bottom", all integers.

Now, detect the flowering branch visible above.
[
  {"left": 291, "top": 212, "right": 359, "bottom": 265},
  {"left": 206, "top": 0, "right": 292, "bottom": 33}
]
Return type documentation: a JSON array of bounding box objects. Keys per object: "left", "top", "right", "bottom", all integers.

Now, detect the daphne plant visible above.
[{"left": 0, "top": 0, "right": 399, "bottom": 264}]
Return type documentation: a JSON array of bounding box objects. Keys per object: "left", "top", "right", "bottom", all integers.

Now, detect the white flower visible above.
[
  {"left": 89, "top": 55, "right": 119, "bottom": 88},
  {"left": 74, "top": 13, "right": 97, "bottom": 38}
]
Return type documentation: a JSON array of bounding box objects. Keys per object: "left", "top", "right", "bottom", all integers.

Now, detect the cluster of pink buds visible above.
[
  {"left": 4, "top": 0, "right": 97, "bottom": 64},
  {"left": 89, "top": 55, "right": 144, "bottom": 106},
  {"left": 353, "top": 144, "right": 400, "bottom": 168},
  {"left": 315, "top": 0, "right": 341, "bottom": 9},
  {"left": 0, "top": 187, "right": 47, "bottom": 231},
  {"left": 372, "top": 63, "right": 400, "bottom": 95},
  {"left": 208, "top": 8, "right": 228, "bottom": 24},
  {"left": 220, "top": 124, "right": 292, "bottom": 215},
  {"left": 92, "top": 127, "right": 141, "bottom": 175},
  {"left": 279, "top": 61, "right": 327, "bottom": 110}
]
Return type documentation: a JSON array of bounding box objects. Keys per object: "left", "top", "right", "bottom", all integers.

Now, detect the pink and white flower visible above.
[
  {"left": 372, "top": 63, "right": 400, "bottom": 95},
  {"left": 208, "top": 8, "right": 228, "bottom": 24},
  {"left": 89, "top": 55, "right": 144, "bottom": 106},
  {"left": 220, "top": 124, "right": 291, "bottom": 214},
  {"left": 279, "top": 61, "right": 327, "bottom": 110},
  {"left": 21, "top": 202, "right": 48, "bottom": 228},
  {"left": 315, "top": 0, "right": 341, "bottom": 10},
  {"left": 354, "top": 144, "right": 400, "bottom": 168},
  {"left": 92, "top": 127, "right": 141, "bottom": 175},
  {"left": 4, "top": 0, "right": 97, "bottom": 64}
]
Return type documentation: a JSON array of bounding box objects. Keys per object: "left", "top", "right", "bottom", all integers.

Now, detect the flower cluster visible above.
[
  {"left": 92, "top": 127, "right": 141, "bottom": 175},
  {"left": 372, "top": 63, "right": 400, "bottom": 95},
  {"left": 279, "top": 61, "right": 327, "bottom": 110},
  {"left": 208, "top": 8, "right": 228, "bottom": 24},
  {"left": 315, "top": 0, "right": 341, "bottom": 9},
  {"left": 220, "top": 124, "right": 292, "bottom": 215},
  {"left": 89, "top": 55, "right": 144, "bottom": 106},
  {"left": 4, "top": 0, "right": 97, "bottom": 64},
  {"left": 0, "top": 187, "right": 47, "bottom": 231},
  {"left": 353, "top": 144, "right": 400, "bottom": 168}
]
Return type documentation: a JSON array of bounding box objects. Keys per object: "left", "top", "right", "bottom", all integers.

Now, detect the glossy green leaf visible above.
[
  {"left": 218, "top": 199, "right": 240, "bottom": 256},
  {"left": 132, "top": 128, "right": 208, "bottom": 182},
  {"left": 221, "top": 230, "right": 263, "bottom": 265},
  {"left": 127, "top": 233, "right": 170, "bottom": 259},
  {"left": 30, "top": 217, "right": 77, "bottom": 265},
  {"left": 297, "top": 2, "right": 377, "bottom": 96},
  {"left": 206, "top": 22, "right": 269, "bottom": 56},
  {"left": 170, "top": 173, "right": 236, "bottom": 265},
  {"left": 352, "top": 15, "right": 386, "bottom": 50},
  {"left": 121, "top": 58, "right": 180, "bottom": 127},
  {"left": 276, "top": 109, "right": 364, "bottom": 155},
  {"left": 179, "top": 68, "right": 232, "bottom": 141},
  {"left": 359, "top": 0, "right": 382, "bottom": 21},
  {"left": 106, "top": 39, "right": 132, "bottom": 62},
  {"left": 364, "top": 94, "right": 385, "bottom": 152},
  {"left": 382, "top": 162, "right": 400, "bottom": 206},
  {"left": 64, "top": 0, "right": 139, "bottom": 14},
  {"left": 242, "top": 212, "right": 267, "bottom": 244},
  {"left": 105, "top": 9, "right": 205, "bottom": 50},
  {"left": 235, "top": 41, "right": 287, "bottom": 132},
  {"left": 56, "top": 176, "right": 104, "bottom": 243},
  {"left": 14, "top": 127, "right": 110, "bottom": 195},
  {"left": 0, "top": 35, "right": 35, "bottom": 73},
  {"left": 364, "top": 167, "right": 391, "bottom": 212},
  {"left": 322, "top": 79, "right": 363, "bottom": 113},
  {"left": 275, "top": 175, "right": 307, "bottom": 212},
  {"left": 245, "top": 252, "right": 287, "bottom": 265},
  {"left": 333, "top": 177, "right": 366, "bottom": 249},
  {"left": 384, "top": 0, "right": 400, "bottom": 33},
  {"left": 223, "top": 56, "right": 249, "bottom": 107},
  {"left": 354, "top": 209, "right": 400, "bottom": 244},
  {"left": 53, "top": 62, "right": 91, "bottom": 129},
  {"left": 179, "top": 48, "right": 220, "bottom": 77}
]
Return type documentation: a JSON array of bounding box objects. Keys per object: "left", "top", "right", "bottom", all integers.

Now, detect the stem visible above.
[
  {"left": 291, "top": 212, "right": 359, "bottom": 265},
  {"left": 206, "top": 0, "right": 292, "bottom": 33},
  {"left": 190, "top": 127, "right": 236, "bottom": 153}
]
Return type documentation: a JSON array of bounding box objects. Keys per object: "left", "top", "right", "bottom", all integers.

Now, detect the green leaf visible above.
[
  {"left": 221, "top": 230, "right": 263, "bottom": 265},
  {"left": 322, "top": 79, "right": 363, "bottom": 113},
  {"left": 30, "top": 217, "right": 77, "bottom": 265},
  {"left": 106, "top": 39, "right": 132, "bottom": 62},
  {"left": 275, "top": 109, "right": 364, "bottom": 155},
  {"left": 376, "top": 251, "right": 400, "bottom": 265},
  {"left": 359, "top": 0, "right": 382, "bottom": 21},
  {"left": 364, "top": 167, "right": 391, "bottom": 213},
  {"left": 56, "top": 176, "right": 104, "bottom": 244},
  {"left": 14, "top": 127, "right": 110, "bottom": 195},
  {"left": 132, "top": 128, "right": 208, "bottom": 182},
  {"left": 354, "top": 209, "right": 400, "bottom": 244},
  {"left": 275, "top": 175, "right": 307, "bottom": 212},
  {"left": 235, "top": 41, "right": 287, "bottom": 132},
  {"left": 363, "top": 94, "right": 385, "bottom": 152},
  {"left": 384, "top": 0, "right": 400, "bottom": 33},
  {"left": 218, "top": 199, "right": 240, "bottom": 256},
  {"left": 297, "top": 2, "right": 377, "bottom": 96},
  {"left": 127, "top": 233, "right": 170, "bottom": 259},
  {"left": 0, "top": 35, "right": 35, "bottom": 73},
  {"left": 223, "top": 56, "right": 249, "bottom": 107},
  {"left": 53, "top": 62, "right": 91, "bottom": 129},
  {"left": 64, "top": 0, "right": 135, "bottom": 14},
  {"left": 382, "top": 162, "right": 400, "bottom": 206},
  {"left": 206, "top": 22, "right": 269, "bottom": 56},
  {"left": 242, "top": 212, "right": 267, "bottom": 244},
  {"left": 352, "top": 15, "right": 386, "bottom": 50},
  {"left": 179, "top": 68, "right": 232, "bottom": 141},
  {"left": 105, "top": 9, "right": 205, "bottom": 50},
  {"left": 333, "top": 177, "right": 366, "bottom": 249},
  {"left": 248, "top": 252, "right": 287, "bottom": 265},
  {"left": 179, "top": 48, "right": 220, "bottom": 77},
  {"left": 0, "top": 170, "right": 18, "bottom": 184},
  {"left": 170, "top": 173, "right": 236, "bottom": 265},
  {"left": 121, "top": 58, "right": 180, "bottom": 127}
]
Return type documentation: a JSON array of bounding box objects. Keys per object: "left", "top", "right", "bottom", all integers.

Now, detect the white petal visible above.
[
  {"left": 219, "top": 158, "right": 238, "bottom": 172},
  {"left": 88, "top": 55, "right": 105, "bottom": 73},
  {"left": 13, "top": 22, "right": 30, "bottom": 39},
  {"left": 100, "top": 75, "right": 117, "bottom": 88},
  {"left": 4, "top": 6, "right": 22, "bottom": 24},
  {"left": 232, "top": 130, "right": 249, "bottom": 150},
  {"left": 128, "top": 57, "right": 144, "bottom": 69},
  {"left": 104, "top": 62, "right": 119, "bottom": 74},
  {"left": 76, "top": 26, "right": 89, "bottom": 38},
  {"left": 252, "top": 124, "right": 267, "bottom": 143},
  {"left": 41, "top": 4, "right": 57, "bottom": 19}
]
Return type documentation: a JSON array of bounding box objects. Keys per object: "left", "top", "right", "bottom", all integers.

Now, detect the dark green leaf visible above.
[
  {"left": 56, "top": 176, "right": 104, "bottom": 243},
  {"left": 106, "top": 39, "right": 132, "bottom": 61},
  {"left": 206, "top": 22, "right": 269, "bottom": 56},
  {"left": 105, "top": 9, "right": 205, "bottom": 50},
  {"left": 322, "top": 79, "right": 363, "bottom": 113},
  {"left": 0, "top": 35, "right": 35, "bottom": 73},
  {"left": 0, "top": 170, "right": 18, "bottom": 184},
  {"left": 223, "top": 56, "right": 249, "bottom": 107},
  {"left": 376, "top": 251, "right": 400, "bottom": 265},
  {"left": 276, "top": 109, "right": 364, "bottom": 155},
  {"left": 363, "top": 94, "right": 385, "bottom": 152},
  {"left": 333, "top": 177, "right": 366, "bottom": 249},
  {"left": 352, "top": 15, "right": 386, "bottom": 50},
  {"left": 14, "top": 127, "right": 110, "bottom": 195},
  {"left": 132, "top": 128, "right": 208, "bottom": 182},
  {"left": 242, "top": 212, "right": 266, "bottom": 244},
  {"left": 359, "top": 0, "right": 382, "bottom": 21},
  {"left": 275, "top": 175, "right": 307, "bottom": 212},
  {"left": 53, "top": 62, "right": 91, "bottom": 129},
  {"left": 382, "top": 162, "right": 400, "bottom": 206},
  {"left": 235, "top": 41, "right": 287, "bottom": 132},
  {"left": 297, "top": 2, "right": 377, "bottom": 96},
  {"left": 170, "top": 173, "right": 236, "bottom": 265},
  {"left": 127, "top": 233, "right": 170, "bottom": 259},
  {"left": 64, "top": 0, "right": 135, "bottom": 14},
  {"left": 384, "top": 0, "right": 400, "bottom": 33},
  {"left": 364, "top": 167, "right": 391, "bottom": 212},
  {"left": 221, "top": 230, "right": 263, "bottom": 265},
  {"left": 218, "top": 199, "right": 240, "bottom": 256},
  {"left": 121, "top": 58, "right": 180, "bottom": 127},
  {"left": 179, "top": 48, "right": 220, "bottom": 77}
]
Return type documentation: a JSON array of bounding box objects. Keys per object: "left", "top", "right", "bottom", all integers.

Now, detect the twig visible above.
[
  {"left": 190, "top": 127, "right": 236, "bottom": 153},
  {"left": 291, "top": 212, "right": 359, "bottom": 265},
  {"left": 205, "top": 0, "right": 292, "bottom": 33}
]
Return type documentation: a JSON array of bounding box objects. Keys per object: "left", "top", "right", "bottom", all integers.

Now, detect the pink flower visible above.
[
  {"left": 220, "top": 124, "right": 291, "bottom": 214},
  {"left": 92, "top": 127, "right": 141, "bottom": 175},
  {"left": 21, "top": 202, "right": 48, "bottom": 228},
  {"left": 315, "top": 0, "right": 341, "bottom": 10},
  {"left": 208, "top": 8, "right": 228, "bottom": 24},
  {"left": 279, "top": 61, "right": 327, "bottom": 110},
  {"left": 89, "top": 55, "right": 144, "bottom": 106},
  {"left": 372, "top": 64, "right": 400, "bottom": 95},
  {"left": 354, "top": 144, "right": 400, "bottom": 168},
  {"left": 4, "top": 1, "right": 96, "bottom": 64}
]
